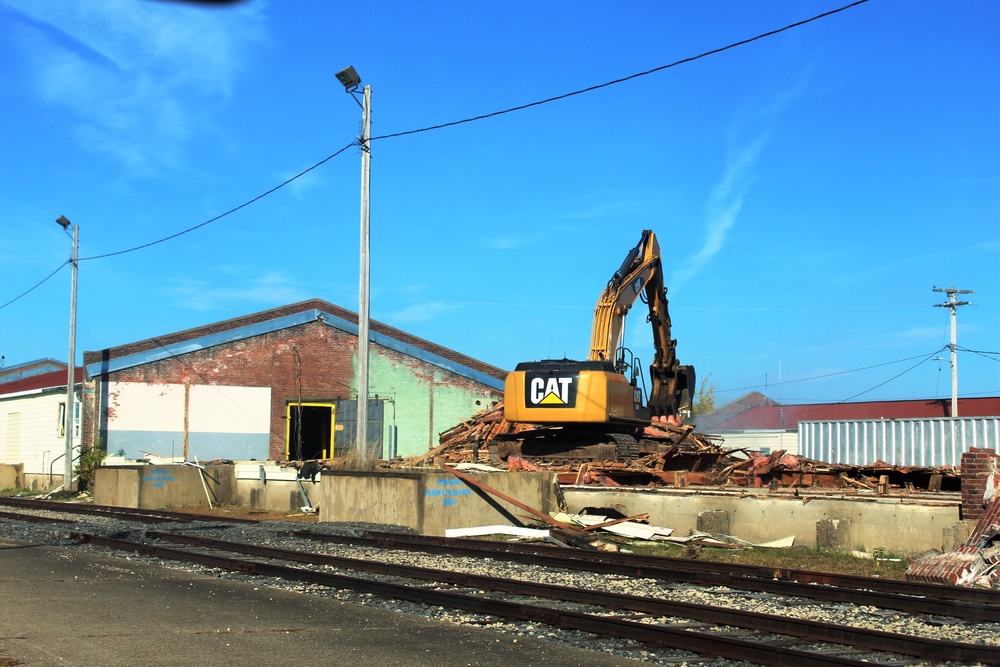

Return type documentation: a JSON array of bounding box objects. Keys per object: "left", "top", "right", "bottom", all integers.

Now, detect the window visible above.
[{"left": 57, "top": 402, "right": 81, "bottom": 438}]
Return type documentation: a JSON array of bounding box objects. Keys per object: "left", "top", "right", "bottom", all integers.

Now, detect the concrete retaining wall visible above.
[
  {"left": 0, "top": 464, "right": 23, "bottom": 490},
  {"left": 563, "top": 487, "right": 959, "bottom": 554},
  {"left": 317, "top": 469, "right": 559, "bottom": 536},
  {"left": 235, "top": 462, "right": 320, "bottom": 513},
  {"left": 94, "top": 464, "right": 236, "bottom": 509}
]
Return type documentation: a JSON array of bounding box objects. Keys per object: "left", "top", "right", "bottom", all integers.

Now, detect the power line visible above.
[
  {"left": 958, "top": 345, "right": 1000, "bottom": 362},
  {"left": 1, "top": 1, "right": 872, "bottom": 303},
  {"left": 832, "top": 347, "right": 944, "bottom": 404},
  {"left": 738, "top": 347, "right": 946, "bottom": 420},
  {"left": 372, "top": 0, "right": 872, "bottom": 142},
  {"left": 0, "top": 261, "right": 68, "bottom": 311},
  {"left": 79, "top": 141, "right": 359, "bottom": 262},
  {"left": 713, "top": 348, "right": 947, "bottom": 395}
]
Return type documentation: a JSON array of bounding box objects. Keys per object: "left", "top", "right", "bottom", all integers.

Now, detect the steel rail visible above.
[
  {"left": 149, "top": 530, "right": 999, "bottom": 665},
  {"left": 71, "top": 531, "right": 885, "bottom": 667},
  {"left": 288, "top": 530, "right": 1000, "bottom": 622},
  {"left": 0, "top": 497, "right": 192, "bottom": 524},
  {"left": 359, "top": 529, "right": 1000, "bottom": 606},
  {"left": 0, "top": 509, "right": 73, "bottom": 525},
  {"left": 0, "top": 497, "right": 259, "bottom": 524}
]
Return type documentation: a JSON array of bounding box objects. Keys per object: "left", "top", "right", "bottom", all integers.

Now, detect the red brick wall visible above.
[
  {"left": 89, "top": 321, "right": 357, "bottom": 460},
  {"left": 961, "top": 448, "right": 998, "bottom": 521}
]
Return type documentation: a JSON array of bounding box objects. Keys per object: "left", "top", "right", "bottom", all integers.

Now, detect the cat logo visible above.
[{"left": 524, "top": 371, "right": 577, "bottom": 408}]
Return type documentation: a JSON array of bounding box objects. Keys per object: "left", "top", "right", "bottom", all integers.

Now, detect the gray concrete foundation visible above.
[
  {"left": 91, "top": 463, "right": 962, "bottom": 554},
  {"left": 94, "top": 464, "right": 235, "bottom": 509},
  {"left": 317, "top": 469, "right": 560, "bottom": 536},
  {"left": 563, "top": 486, "right": 960, "bottom": 555}
]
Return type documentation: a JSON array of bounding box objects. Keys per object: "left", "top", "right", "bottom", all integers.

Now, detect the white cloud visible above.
[
  {"left": 670, "top": 132, "right": 769, "bottom": 290},
  {"left": 385, "top": 301, "right": 460, "bottom": 325},
  {"left": 6, "top": 0, "right": 266, "bottom": 171},
  {"left": 670, "top": 73, "right": 810, "bottom": 291},
  {"left": 169, "top": 271, "right": 307, "bottom": 311},
  {"left": 484, "top": 236, "right": 530, "bottom": 250}
]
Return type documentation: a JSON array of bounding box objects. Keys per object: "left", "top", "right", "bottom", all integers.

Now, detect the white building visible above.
[{"left": 0, "top": 366, "right": 81, "bottom": 490}]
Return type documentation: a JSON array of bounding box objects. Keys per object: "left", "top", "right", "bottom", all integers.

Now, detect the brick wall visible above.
[
  {"left": 84, "top": 318, "right": 504, "bottom": 461},
  {"left": 88, "top": 320, "right": 354, "bottom": 460},
  {"left": 960, "top": 448, "right": 998, "bottom": 521}
]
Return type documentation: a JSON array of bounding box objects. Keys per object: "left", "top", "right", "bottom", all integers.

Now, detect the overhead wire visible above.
[
  {"left": 79, "top": 141, "right": 359, "bottom": 262},
  {"left": 958, "top": 346, "right": 1000, "bottom": 362},
  {"left": 0, "top": 261, "right": 69, "bottom": 311},
  {"left": 727, "top": 346, "right": 948, "bottom": 419},
  {"left": 3, "top": 0, "right": 871, "bottom": 304},
  {"left": 372, "top": 0, "right": 872, "bottom": 142},
  {"left": 713, "top": 348, "right": 948, "bottom": 395},
  {"left": 830, "top": 346, "right": 946, "bottom": 404}
]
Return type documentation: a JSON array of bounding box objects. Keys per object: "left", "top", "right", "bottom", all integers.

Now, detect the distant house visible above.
[
  {"left": 82, "top": 299, "right": 506, "bottom": 464},
  {"left": 696, "top": 394, "right": 1000, "bottom": 465},
  {"left": 0, "top": 366, "right": 82, "bottom": 490}
]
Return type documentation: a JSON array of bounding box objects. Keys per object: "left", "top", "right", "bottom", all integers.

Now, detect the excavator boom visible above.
[{"left": 504, "top": 230, "right": 695, "bottom": 439}]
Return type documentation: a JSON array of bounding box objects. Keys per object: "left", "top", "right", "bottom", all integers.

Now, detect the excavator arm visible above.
[{"left": 587, "top": 230, "right": 695, "bottom": 417}]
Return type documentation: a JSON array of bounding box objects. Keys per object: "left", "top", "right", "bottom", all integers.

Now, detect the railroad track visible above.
[
  {"left": 301, "top": 529, "right": 1000, "bottom": 621},
  {"left": 2, "top": 498, "right": 998, "bottom": 666}
]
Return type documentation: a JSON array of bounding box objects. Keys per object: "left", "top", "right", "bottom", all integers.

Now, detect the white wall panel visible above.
[
  {"left": 107, "top": 382, "right": 184, "bottom": 432},
  {"left": 188, "top": 385, "right": 270, "bottom": 434}
]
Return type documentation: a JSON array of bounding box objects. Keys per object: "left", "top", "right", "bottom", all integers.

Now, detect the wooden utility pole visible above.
[{"left": 933, "top": 286, "right": 973, "bottom": 417}]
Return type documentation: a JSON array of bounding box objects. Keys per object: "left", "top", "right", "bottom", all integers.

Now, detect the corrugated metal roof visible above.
[{"left": 700, "top": 396, "right": 1000, "bottom": 432}]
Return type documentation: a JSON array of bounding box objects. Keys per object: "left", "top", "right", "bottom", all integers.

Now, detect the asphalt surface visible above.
[{"left": 0, "top": 537, "right": 639, "bottom": 667}]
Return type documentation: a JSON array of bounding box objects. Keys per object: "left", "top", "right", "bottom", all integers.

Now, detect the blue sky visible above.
[{"left": 1, "top": 0, "right": 997, "bottom": 408}]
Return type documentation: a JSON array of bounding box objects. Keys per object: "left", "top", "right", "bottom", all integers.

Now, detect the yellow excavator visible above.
[{"left": 500, "top": 230, "right": 695, "bottom": 461}]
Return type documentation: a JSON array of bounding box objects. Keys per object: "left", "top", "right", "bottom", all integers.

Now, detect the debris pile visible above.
[
  {"left": 388, "top": 403, "right": 960, "bottom": 494},
  {"left": 907, "top": 500, "right": 999, "bottom": 587}
]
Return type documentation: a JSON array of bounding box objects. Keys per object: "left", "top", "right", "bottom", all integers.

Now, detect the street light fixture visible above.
[
  {"left": 335, "top": 65, "right": 361, "bottom": 92},
  {"left": 56, "top": 215, "right": 78, "bottom": 492},
  {"left": 337, "top": 65, "right": 372, "bottom": 464}
]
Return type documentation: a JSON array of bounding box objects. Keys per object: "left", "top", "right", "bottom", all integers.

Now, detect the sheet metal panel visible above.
[{"left": 798, "top": 416, "right": 1000, "bottom": 467}]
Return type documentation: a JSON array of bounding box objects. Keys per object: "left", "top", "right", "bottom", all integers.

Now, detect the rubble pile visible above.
[{"left": 390, "top": 404, "right": 957, "bottom": 493}]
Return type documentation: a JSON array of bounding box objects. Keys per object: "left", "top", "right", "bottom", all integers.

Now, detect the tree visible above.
[{"left": 692, "top": 374, "right": 716, "bottom": 415}]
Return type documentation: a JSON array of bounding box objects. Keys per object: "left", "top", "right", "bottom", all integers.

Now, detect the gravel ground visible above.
[{"left": 2, "top": 507, "right": 996, "bottom": 667}]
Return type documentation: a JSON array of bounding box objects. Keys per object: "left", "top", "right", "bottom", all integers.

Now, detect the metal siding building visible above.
[{"left": 799, "top": 417, "right": 1000, "bottom": 467}]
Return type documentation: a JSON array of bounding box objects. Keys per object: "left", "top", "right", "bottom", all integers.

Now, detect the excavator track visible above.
[{"left": 492, "top": 427, "right": 646, "bottom": 464}]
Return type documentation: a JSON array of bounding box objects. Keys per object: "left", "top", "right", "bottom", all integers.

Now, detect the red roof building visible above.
[{"left": 697, "top": 396, "right": 1000, "bottom": 433}]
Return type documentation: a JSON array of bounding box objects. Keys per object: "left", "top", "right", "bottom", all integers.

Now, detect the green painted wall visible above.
[{"left": 365, "top": 349, "right": 503, "bottom": 459}]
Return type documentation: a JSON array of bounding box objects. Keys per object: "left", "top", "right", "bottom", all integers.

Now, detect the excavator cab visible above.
[{"left": 503, "top": 359, "right": 649, "bottom": 425}]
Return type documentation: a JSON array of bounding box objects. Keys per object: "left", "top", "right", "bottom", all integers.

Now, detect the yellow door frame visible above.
[{"left": 285, "top": 402, "right": 336, "bottom": 459}]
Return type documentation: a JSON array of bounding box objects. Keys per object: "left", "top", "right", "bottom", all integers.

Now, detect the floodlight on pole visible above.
[
  {"left": 338, "top": 65, "right": 372, "bottom": 463},
  {"left": 335, "top": 65, "right": 362, "bottom": 92},
  {"left": 56, "top": 215, "right": 79, "bottom": 492}
]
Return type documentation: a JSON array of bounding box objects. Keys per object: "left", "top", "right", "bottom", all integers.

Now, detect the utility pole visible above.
[
  {"left": 56, "top": 216, "right": 78, "bottom": 492},
  {"left": 357, "top": 83, "right": 372, "bottom": 463},
  {"left": 933, "top": 286, "right": 973, "bottom": 417},
  {"left": 334, "top": 65, "right": 372, "bottom": 464}
]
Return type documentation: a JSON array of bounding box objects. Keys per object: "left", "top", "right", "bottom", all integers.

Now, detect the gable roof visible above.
[
  {"left": 0, "top": 358, "right": 67, "bottom": 385},
  {"left": 693, "top": 391, "right": 777, "bottom": 431},
  {"left": 698, "top": 395, "right": 1000, "bottom": 432},
  {"left": 0, "top": 367, "right": 84, "bottom": 398},
  {"left": 82, "top": 299, "right": 507, "bottom": 390}
]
